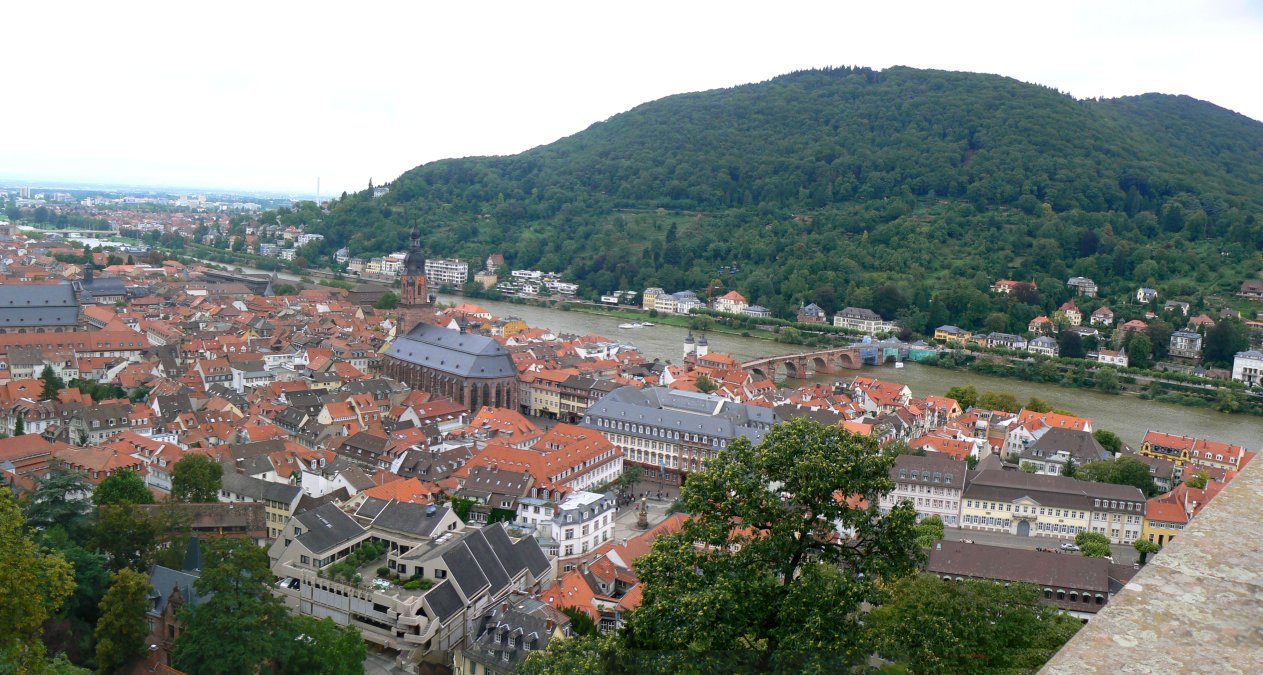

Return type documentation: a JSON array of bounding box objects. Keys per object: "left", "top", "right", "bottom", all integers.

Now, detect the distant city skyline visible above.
[{"left": 6, "top": 1, "right": 1260, "bottom": 195}]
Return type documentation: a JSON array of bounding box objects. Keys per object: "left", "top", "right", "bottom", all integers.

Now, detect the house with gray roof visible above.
[
  {"left": 1018, "top": 427, "right": 1111, "bottom": 476},
  {"left": 581, "top": 386, "right": 778, "bottom": 486},
  {"left": 382, "top": 323, "right": 518, "bottom": 412},
  {"left": 456, "top": 594, "right": 570, "bottom": 675},
  {"left": 0, "top": 283, "right": 80, "bottom": 333}
]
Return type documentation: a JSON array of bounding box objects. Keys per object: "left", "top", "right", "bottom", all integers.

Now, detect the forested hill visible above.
[{"left": 301, "top": 66, "right": 1263, "bottom": 329}]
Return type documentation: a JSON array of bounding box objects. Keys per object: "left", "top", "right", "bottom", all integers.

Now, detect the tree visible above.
[
  {"left": 1093, "top": 429, "right": 1122, "bottom": 454},
  {"left": 868, "top": 574, "right": 1082, "bottom": 674},
  {"left": 1077, "top": 456, "right": 1159, "bottom": 497},
  {"left": 914, "top": 516, "right": 945, "bottom": 550},
  {"left": 560, "top": 606, "right": 598, "bottom": 637},
  {"left": 172, "top": 538, "right": 289, "bottom": 675},
  {"left": 41, "top": 364, "right": 67, "bottom": 401},
  {"left": 1184, "top": 470, "right": 1209, "bottom": 489},
  {"left": 373, "top": 291, "right": 400, "bottom": 310},
  {"left": 694, "top": 373, "right": 717, "bottom": 393},
  {"left": 614, "top": 465, "right": 643, "bottom": 495},
  {"left": 39, "top": 526, "right": 111, "bottom": 664},
  {"left": 944, "top": 385, "right": 978, "bottom": 410},
  {"left": 977, "top": 390, "right": 1020, "bottom": 413},
  {"left": 1025, "top": 397, "right": 1053, "bottom": 413},
  {"left": 1056, "top": 330, "right": 1085, "bottom": 359},
  {"left": 275, "top": 616, "right": 366, "bottom": 675},
  {"left": 1203, "top": 319, "right": 1249, "bottom": 368},
  {"left": 1127, "top": 333, "right": 1153, "bottom": 368},
  {"left": 92, "top": 469, "right": 155, "bottom": 507},
  {"left": 1074, "top": 531, "right": 1113, "bottom": 558},
  {"left": 519, "top": 632, "right": 626, "bottom": 675},
  {"left": 95, "top": 569, "right": 151, "bottom": 675},
  {"left": 0, "top": 486, "right": 76, "bottom": 672},
  {"left": 1213, "top": 387, "right": 1241, "bottom": 413},
  {"left": 92, "top": 504, "right": 158, "bottom": 573},
  {"left": 1094, "top": 366, "right": 1120, "bottom": 393},
  {"left": 171, "top": 454, "right": 223, "bottom": 503},
  {"left": 12, "top": 415, "right": 23, "bottom": 436},
  {"left": 622, "top": 418, "right": 921, "bottom": 672},
  {"left": 24, "top": 468, "right": 94, "bottom": 538},
  {"left": 1133, "top": 539, "right": 1161, "bottom": 565},
  {"left": 1061, "top": 456, "right": 1077, "bottom": 479}
]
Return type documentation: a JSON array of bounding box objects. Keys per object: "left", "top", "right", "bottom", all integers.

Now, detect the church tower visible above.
[{"left": 397, "top": 224, "right": 432, "bottom": 335}]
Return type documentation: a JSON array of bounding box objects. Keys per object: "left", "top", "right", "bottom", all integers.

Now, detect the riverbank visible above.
[
  {"left": 560, "top": 303, "right": 783, "bottom": 340},
  {"left": 922, "top": 350, "right": 1263, "bottom": 417}
]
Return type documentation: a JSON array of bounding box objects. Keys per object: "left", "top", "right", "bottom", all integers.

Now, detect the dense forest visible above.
[{"left": 290, "top": 66, "right": 1263, "bottom": 329}]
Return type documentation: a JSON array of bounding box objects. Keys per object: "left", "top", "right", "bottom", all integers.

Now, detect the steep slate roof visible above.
[
  {"left": 0, "top": 283, "right": 79, "bottom": 329},
  {"left": 384, "top": 323, "right": 516, "bottom": 378},
  {"left": 483, "top": 523, "right": 528, "bottom": 578},
  {"left": 464, "top": 529, "right": 511, "bottom": 595},
  {"left": 424, "top": 579, "right": 465, "bottom": 622},
  {"left": 1026, "top": 427, "right": 1110, "bottom": 463},
  {"left": 220, "top": 470, "right": 302, "bottom": 504},
  {"left": 515, "top": 536, "right": 552, "bottom": 579},
  {"left": 147, "top": 564, "right": 211, "bottom": 617},
  {"left": 442, "top": 542, "right": 490, "bottom": 599},
  {"left": 294, "top": 502, "right": 366, "bottom": 553}
]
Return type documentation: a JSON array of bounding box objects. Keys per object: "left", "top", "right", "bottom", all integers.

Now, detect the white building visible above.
[
  {"left": 296, "top": 232, "right": 325, "bottom": 247},
  {"left": 1092, "top": 349, "right": 1128, "bottom": 367},
  {"left": 1028, "top": 336, "right": 1059, "bottom": 357},
  {"left": 878, "top": 454, "right": 965, "bottom": 526},
  {"left": 833, "top": 307, "right": 895, "bottom": 335},
  {"left": 1233, "top": 350, "right": 1263, "bottom": 387},
  {"left": 515, "top": 490, "right": 617, "bottom": 561},
  {"left": 425, "top": 258, "right": 469, "bottom": 288}
]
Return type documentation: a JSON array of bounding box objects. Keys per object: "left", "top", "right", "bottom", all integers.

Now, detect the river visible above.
[
  {"left": 436, "top": 294, "right": 1262, "bottom": 450},
  {"left": 185, "top": 258, "right": 1262, "bottom": 449}
]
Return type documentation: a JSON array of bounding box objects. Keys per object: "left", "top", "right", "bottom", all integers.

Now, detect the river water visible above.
[
  {"left": 437, "top": 294, "right": 1262, "bottom": 450},
  {"left": 182, "top": 257, "right": 1261, "bottom": 449}
]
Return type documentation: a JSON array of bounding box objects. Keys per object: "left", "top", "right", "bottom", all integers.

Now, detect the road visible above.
[{"left": 942, "top": 527, "right": 1139, "bottom": 565}]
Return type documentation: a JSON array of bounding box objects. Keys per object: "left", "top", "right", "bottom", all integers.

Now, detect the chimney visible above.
[
  {"left": 501, "top": 601, "right": 509, "bottom": 614},
  {"left": 545, "top": 618, "right": 554, "bottom": 632}
]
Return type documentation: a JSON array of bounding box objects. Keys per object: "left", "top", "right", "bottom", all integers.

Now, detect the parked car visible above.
[{"left": 1060, "top": 542, "right": 1080, "bottom": 552}]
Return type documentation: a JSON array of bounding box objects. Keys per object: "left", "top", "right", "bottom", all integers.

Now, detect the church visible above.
[{"left": 381, "top": 227, "right": 519, "bottom": 411}]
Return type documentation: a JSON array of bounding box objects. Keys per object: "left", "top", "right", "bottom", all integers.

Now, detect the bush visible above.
[{"left": 377, "top": 567, "right": 391, "bottom": 578}]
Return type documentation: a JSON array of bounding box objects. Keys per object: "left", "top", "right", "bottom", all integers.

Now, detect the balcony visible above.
[{"left": 1042, "top": 453, "right": 1263, "bottom": 672}]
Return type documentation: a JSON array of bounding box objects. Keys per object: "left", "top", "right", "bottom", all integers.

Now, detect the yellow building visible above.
[
  {"left": 934, "top": 325, "right": 972, "bottom": 345},
  {"left": 960, "top": 469, "right": 1146, "bottom": 544},
  {"left": 1138, "top": 431, "right": 1247, "bottom": 473}
]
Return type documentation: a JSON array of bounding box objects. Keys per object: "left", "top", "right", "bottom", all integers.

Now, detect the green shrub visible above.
[{"left": 377, "top": 567, "right": 391, "bottom": 578}]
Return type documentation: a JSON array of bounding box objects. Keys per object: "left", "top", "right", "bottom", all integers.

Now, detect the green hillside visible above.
[{"left": 295, "top": 66, "right": 1263, "bottom": 332}]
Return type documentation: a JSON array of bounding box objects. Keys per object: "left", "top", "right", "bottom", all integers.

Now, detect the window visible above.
[{"left": 435, "top": 569, "right": 447, "bottom": 579}]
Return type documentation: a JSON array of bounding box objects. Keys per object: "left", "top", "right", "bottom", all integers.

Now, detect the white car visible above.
[{"left": 1060, "top": 542, "right": 1080, "bottom": 552}]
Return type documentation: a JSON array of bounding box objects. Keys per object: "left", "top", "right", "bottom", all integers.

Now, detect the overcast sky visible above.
[{"left": 5, "top": 0, "right": 1260, "bottom": 196}]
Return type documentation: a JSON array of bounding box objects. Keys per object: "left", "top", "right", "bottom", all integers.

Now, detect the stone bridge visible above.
[{"left": 741, "top": 341, "right": 918, "bottom": 380}]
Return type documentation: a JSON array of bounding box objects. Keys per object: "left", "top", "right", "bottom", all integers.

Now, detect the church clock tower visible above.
[{"left": 397, "top": 224, "right": 433, "bottom": 335}]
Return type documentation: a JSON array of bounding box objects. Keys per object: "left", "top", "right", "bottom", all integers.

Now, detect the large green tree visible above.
[
  {"left": 41, "top": 365, "right": 67, "bottom": 401},
  {"left": 1075, "top": 531, "right": 1114, "bottom": 558},
  {"left": 171, "top": 454, "right": 223, "bottom": 503},
  {"left": 1, "top": 486, "right": 76, "bottom": 672},
  {"left": 91, "top": 469, "right": 154, "bottom": 507},
  {"left": 1077, "top": 456, "right": 1160, "bottom": 497},
  {"left": 94, "top": 569, "right": 152, "bottom": 675},
  {"left": 868, "top": 574, "right": 1082, "bottom": 674},
  {"left": 1203, "top": 319, "right": 1249, "bottom": 368},
  {"left": 172, "top": 538, "right": 289, "bottom": 675},
  {"left": 24, "top": 469, "right": 94, "bottom": 538},
  {"left": 621, "top": 418, "right": 921, "bottom": 672},
  {"left": 274, "top": 616, "right": 366, "bottom": 675}
]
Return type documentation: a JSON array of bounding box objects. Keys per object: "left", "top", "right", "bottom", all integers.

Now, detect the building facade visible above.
[
  {"left": 425, "top": 258, "right": 470, "bottom": 289},
  {"left": 878, "top": 454, "right": 966, "bottom": 526},
  {"left": 581, "top": 386, "right": 777, "bottom": 486},
  {"left": 960, "top": 469, "right": 1146, "bottom": 544},
  {"left": 383, "top": 323, "right": 518, "bottom": 413}
]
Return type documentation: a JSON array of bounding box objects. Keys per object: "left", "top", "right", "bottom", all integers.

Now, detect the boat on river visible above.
[{"left": 618, "top": 321, "right": 644, "bottom": 329}]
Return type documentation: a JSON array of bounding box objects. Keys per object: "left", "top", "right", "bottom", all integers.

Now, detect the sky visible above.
[{"left": 5, "top": 0, "right": 1261, "bottom": 196}]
